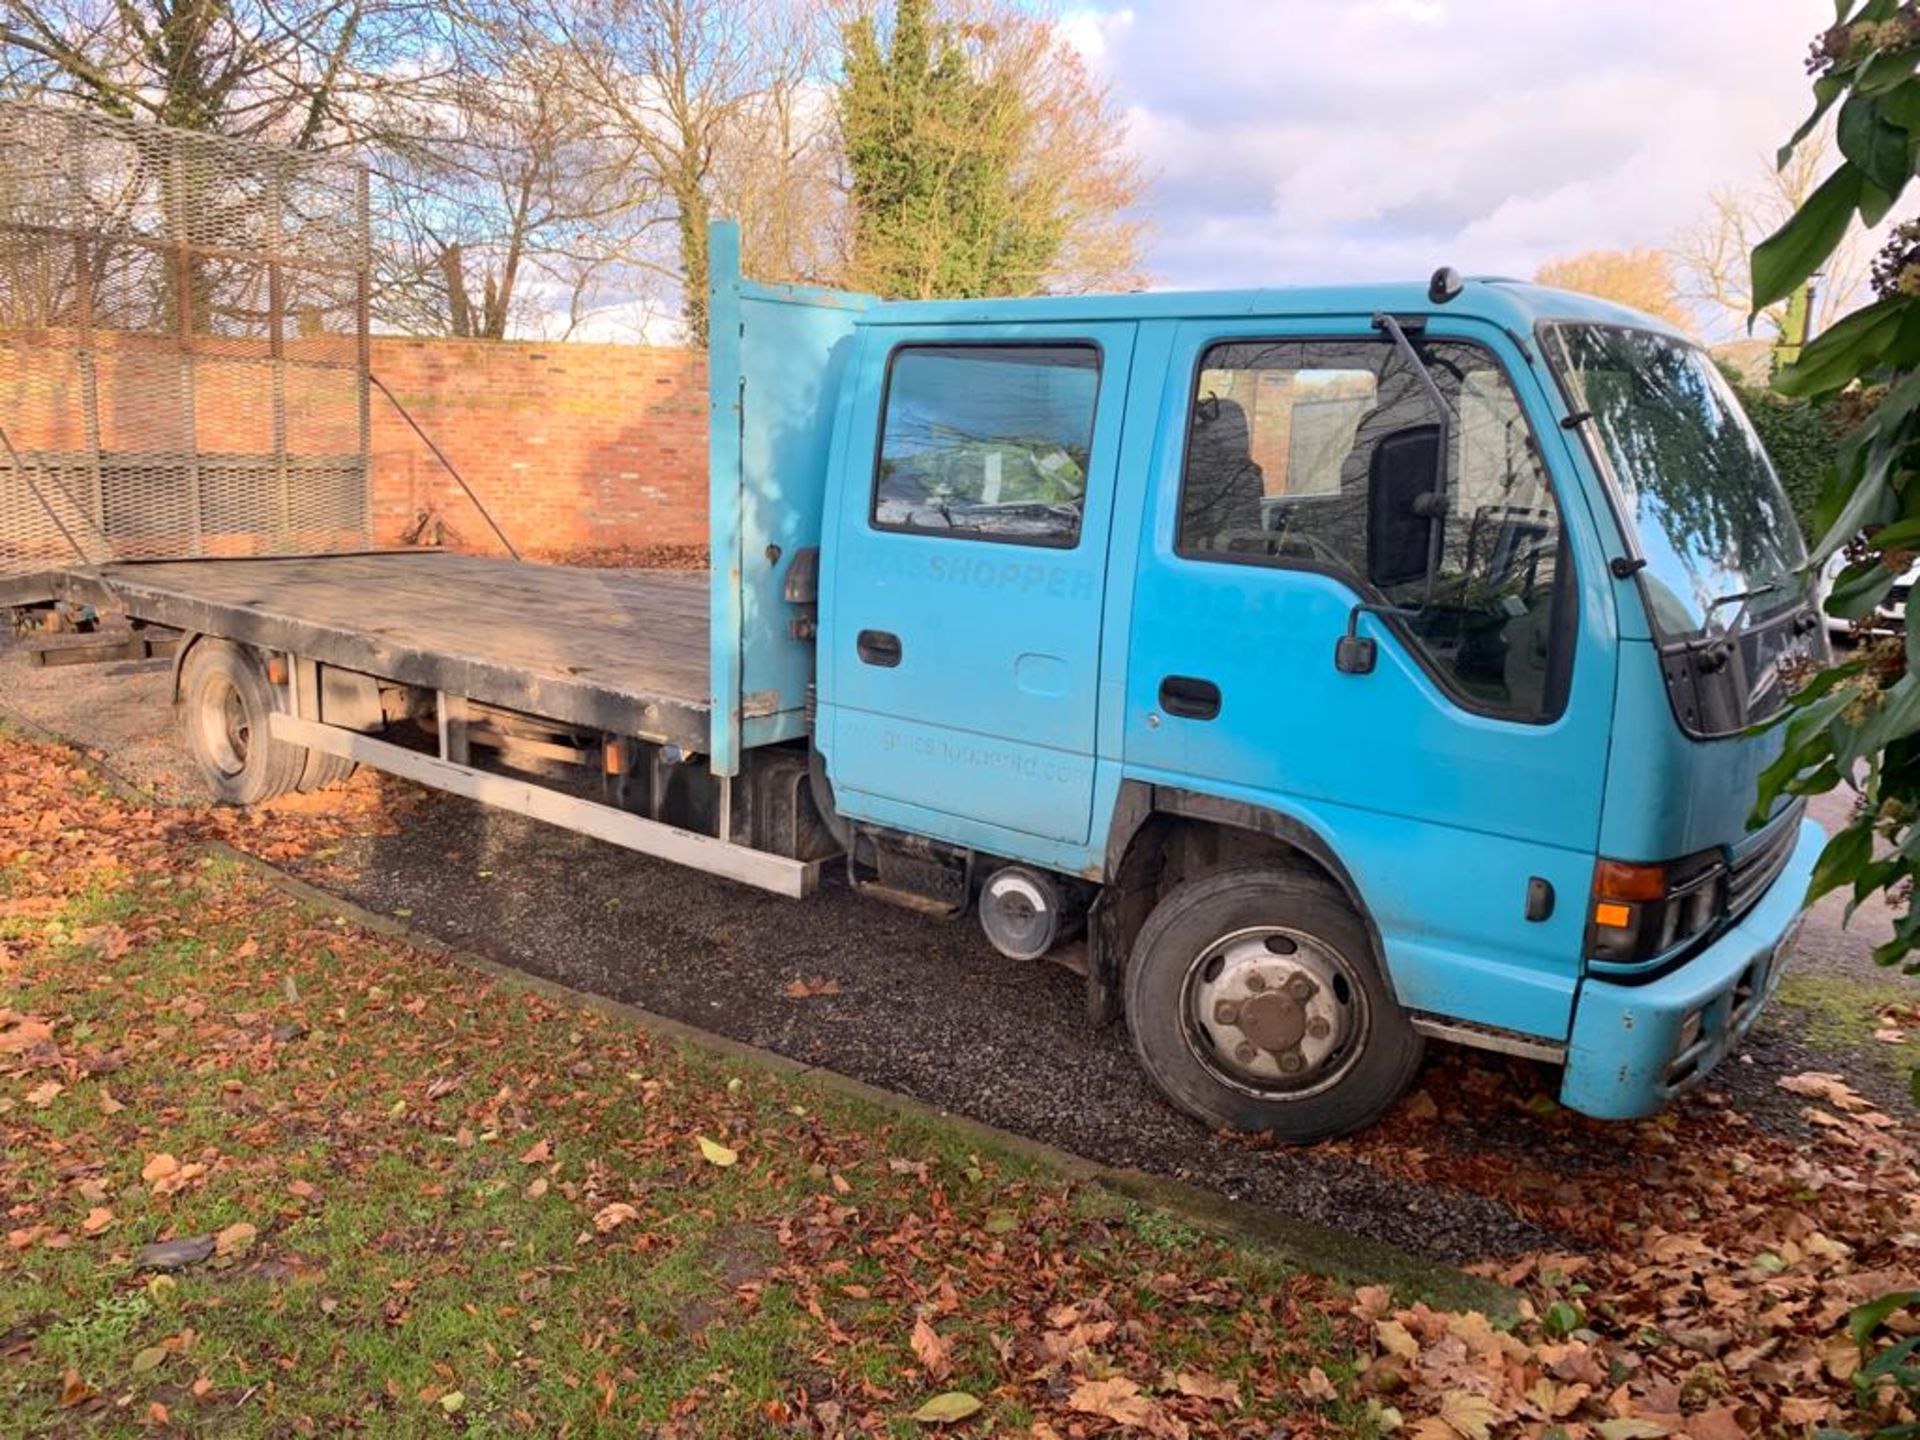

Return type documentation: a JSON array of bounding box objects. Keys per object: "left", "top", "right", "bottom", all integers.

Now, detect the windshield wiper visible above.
[{"left": 1704, "top": 579, "right": 1784, "bottom": 636}]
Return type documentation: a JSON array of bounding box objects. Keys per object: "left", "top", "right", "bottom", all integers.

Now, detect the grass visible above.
[
  {"left": 1771, "top": 968, "right": 1920, "bottom": 1078},
  {"left": 1, "top": 742, "right": 1362, "bottom": 1438}
]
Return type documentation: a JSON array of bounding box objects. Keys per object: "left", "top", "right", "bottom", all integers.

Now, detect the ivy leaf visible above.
[
  {"left": 1839, "top": 92, "right": 1916, "bottom": 196},
  {"left": 1780, "top": 72, "right": 1849, "bottom": 167},
  {"left": 1861, "top": 47, "right": 1920, "bottom": 95},
  {"left": 1827, "top": 557, "right": 1899, "bottom": 618},
  {"left": 1752, "top": 165, "right": 1865, "bottom": 313},
  {"left": 1775, "top": 296, "right": 1908, "bottom": 397},
  {"left": 1808, "top": 819, "right": 1874, "bottom": 903},
  {"left": 1809, "top": 367, "right": 1920, "bottom": 561},
  {"left": 1850, "top": 673, "right": 1920, "bottom": 760}
]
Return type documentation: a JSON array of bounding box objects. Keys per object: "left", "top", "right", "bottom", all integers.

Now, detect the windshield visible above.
[{"left": 1543, "top": 324, "right": 1806, "bottom": 638}]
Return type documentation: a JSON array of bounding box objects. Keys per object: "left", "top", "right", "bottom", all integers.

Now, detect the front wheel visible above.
[{"left": 1124, "top": 864, "right": 1423, "bottom": 1141}]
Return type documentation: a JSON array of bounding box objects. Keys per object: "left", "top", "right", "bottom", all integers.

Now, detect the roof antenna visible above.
[{"left": 1428, "top": 267, "right": 1464, "bottom": 305}]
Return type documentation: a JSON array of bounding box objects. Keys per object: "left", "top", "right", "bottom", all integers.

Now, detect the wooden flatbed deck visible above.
[{"left": 1, "top": 552, "right": 714, "bottom": 749}]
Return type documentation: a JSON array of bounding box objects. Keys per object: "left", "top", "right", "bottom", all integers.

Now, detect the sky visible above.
[{"left": 1057, "top": 0, "right": 1843, "bottom": 304}]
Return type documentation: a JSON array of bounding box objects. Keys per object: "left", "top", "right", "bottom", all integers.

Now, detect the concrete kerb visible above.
[{"left": 198, "top": 839, "right": 1516, "bottom": 1318}]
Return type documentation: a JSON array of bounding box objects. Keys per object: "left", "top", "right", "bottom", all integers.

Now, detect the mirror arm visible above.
[
  {"left": 1372, "top": 311, "right": 1453, "bottom": 602},
  {"left": 1336, "top": 600, "right": 1425, "bottom": 676}
]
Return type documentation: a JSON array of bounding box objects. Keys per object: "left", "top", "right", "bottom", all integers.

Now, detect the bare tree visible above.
[
  {"left": 548, "top": 0, "right": 819, "bottom": 342},
  {"left": 1672, "top": 125, "right": 1873, "bottom": 343},
  {"left": 369, "top": 20, "right": 670, "bottom": 340},
  {"left": 0, "top": 0, "right": 439, "bottom": 151}
]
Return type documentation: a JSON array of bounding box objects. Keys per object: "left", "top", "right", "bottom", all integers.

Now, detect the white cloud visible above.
[{"left": 1089, "top": 0, "right": 1846, "bottom": 294}]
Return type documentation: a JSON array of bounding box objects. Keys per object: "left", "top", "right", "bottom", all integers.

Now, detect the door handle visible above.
[
  {"left": 857, "top": 629, "right": 902, "bottom": 667},
  {"left": 1158, "top": 675, "right": 1221, "bottom": 720}
]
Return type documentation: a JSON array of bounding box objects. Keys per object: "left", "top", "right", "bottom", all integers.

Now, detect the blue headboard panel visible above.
[{"left": 708, "top": 221, "right": 875, "bottom": 776}]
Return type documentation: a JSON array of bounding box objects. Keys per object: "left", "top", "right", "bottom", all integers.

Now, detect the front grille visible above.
[{"left": 1726, "top": 801, "right": 1803, "bottom": 922}]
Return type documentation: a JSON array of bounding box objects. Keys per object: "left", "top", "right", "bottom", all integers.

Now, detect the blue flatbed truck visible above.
[{"left": 2, "top": 222, "right": 1827, "bottom": 1141}]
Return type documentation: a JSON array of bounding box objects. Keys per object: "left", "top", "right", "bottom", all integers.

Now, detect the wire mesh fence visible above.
[{"left": 0, "top": 101, "right": 371, "bottom": 574}]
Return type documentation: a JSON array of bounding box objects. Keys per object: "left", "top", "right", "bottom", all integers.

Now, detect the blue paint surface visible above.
[
  {"left": 705, "top": 223, "right": 1822, "bottom": 1114},
  {"left": 707, "top": 223, "right": 874, "bottom": 776}
]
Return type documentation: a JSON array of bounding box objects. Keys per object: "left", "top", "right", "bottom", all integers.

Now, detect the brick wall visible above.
[{"left": 369, "top": 337, "right": 708, "bottom": 559}]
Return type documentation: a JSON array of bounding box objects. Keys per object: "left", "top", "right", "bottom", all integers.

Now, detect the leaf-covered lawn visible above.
[
  {"left": 0, "top": 735, "right": 1355, "bottom": 1437},
  {"left": 9, "top": 728, "right": 1920, "bottom": 1439}
]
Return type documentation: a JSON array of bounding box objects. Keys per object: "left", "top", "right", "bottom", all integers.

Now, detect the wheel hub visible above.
[{"left": 1188, "top": 928, "right": 1355, "bottom": 1092}]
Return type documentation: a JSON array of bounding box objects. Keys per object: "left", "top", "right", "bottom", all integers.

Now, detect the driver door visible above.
[{"left": 824, "top": 322, "right": 1137, "bottom": 848}]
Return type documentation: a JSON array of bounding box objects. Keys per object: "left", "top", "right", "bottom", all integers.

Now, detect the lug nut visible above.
[
  {"left": 1286, "top": 975, "right": 1316, "bottom": 1001},
  {"left": 1234, "top": 1042, "right": 1258, "bottom": 1064},
  {"left": 1213, "top": 1000, "right": 1240, "bottom": 1026},
  {"left": 1279, "top": 1052, "right": 1304, "bottom": 1074},
  {"left": 1307, "top": 1015, "right": 1332, "bottom": 1040},
  {"left": 1245, "top": 972, "right": 1267, "bottom": 993}
]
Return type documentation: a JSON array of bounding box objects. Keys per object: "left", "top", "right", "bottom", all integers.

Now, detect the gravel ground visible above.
[{"left": 3, "top": 622, "right": 1914, "bottom": 1265}]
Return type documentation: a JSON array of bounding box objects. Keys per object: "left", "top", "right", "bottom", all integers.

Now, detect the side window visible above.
[
  {"left": 1177, "top": 339, "right": 1568, "bottom": 719},
  {"left": 874, "top": 344, "right": 1100, "bottom": 546}
]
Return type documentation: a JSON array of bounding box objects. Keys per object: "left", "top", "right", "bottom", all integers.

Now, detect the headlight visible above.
[{"left": 1587, "top": 854, "right": 1726, "bottom": 966}]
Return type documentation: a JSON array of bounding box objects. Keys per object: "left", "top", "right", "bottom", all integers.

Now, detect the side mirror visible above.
[
  {"left": 1335, "top": 601, "right": 1425, "bottom": 675},
  {"left": 1365, "top": 424, "right": 1444, "bottom": 590}
]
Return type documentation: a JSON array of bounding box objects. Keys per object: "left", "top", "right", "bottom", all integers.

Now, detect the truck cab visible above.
[{"left": 796, "top": 257, "right": 1824, "bottom": 1140}]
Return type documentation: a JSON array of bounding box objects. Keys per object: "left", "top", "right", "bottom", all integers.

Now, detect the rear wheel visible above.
[
  {"left": 296, "top": 748, "right": 357, "bottom": 793},
  {"left": 179, "top": 640, "right": 305, "bottom": 805},
  {"left": 1124, "top": 864, "right": 1423, "bottom": 1141}
]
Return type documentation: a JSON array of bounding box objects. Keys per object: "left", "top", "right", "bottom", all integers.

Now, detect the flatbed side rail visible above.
[{"left": 269, "top": 709, "right": 819, "bottom": 899}]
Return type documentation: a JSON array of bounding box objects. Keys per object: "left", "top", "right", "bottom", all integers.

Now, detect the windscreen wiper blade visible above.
[{"left": 1704, "top": 579, "right": 1784, "bottom": 636}]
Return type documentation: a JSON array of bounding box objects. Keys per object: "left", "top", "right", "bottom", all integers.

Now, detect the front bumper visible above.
[{"left": 1559, "top": 818, "right": 1824, "bottom": 1121}]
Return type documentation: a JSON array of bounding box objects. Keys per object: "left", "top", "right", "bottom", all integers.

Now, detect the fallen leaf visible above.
[
  {"left": 1300, "top": 1366, "right": 1339, "bottom": 1402},
  {"left": 58, "top": 1368, "right": 93, "bottom": 1407},
  {"left": 1351, "top": 1285, "right": 1394, "bottom": 1320},
  {"left": 782, "top": 976, "right": 842, "bottom": 999},
  {"left": 1595, "top": 1421, "right": 1673, "bottom": 1440},
  {"left": 131, "top": 1346, "right": 167, "bottom": 1375},
  {"left": 440, "top": 1391, "right": 465, "bottom": 1413},
  {"left": 25, "top": 1080, "right": 63, "bottom": 1107},
  {"left": 141, "top": 1153, "right": 180, "bottom": 1185},
  {"left": 1439, "top": 1390, "right": 1499, "bottom": 1440},
  {"left": 697, "top": 1136, "right": 738, "bottom": 1167},
  {"left": 1376, "top": 1318, "right": 1421, "bottom": 1361},
  {"left": 214, "top": 1222, "right": 257, "bottom": 1257},
  {"left": 80, "top": 1207, "right": 114, "bottom": 1236},
  {"left": 1069, "top": 1376, "right": 1155, "bottom": 1427},
  {"left": 912, "top": 1315, "right": 952, "bottom": 1381},
  {"left": 593, "top": 1202, "right": 639, "bottom": 1233},
  {"left": 517, "top": 1138, "right": 551, "bottom": 1166},
  {"left": 1168, "top": 1370, "right": 1240, "bottom": 1407},
  {"left": 911, "top": 1391, "right": 983, "bottom": 1425},
  {"left": 0, "top": 1018, "right": 53, "bottom": 1053}
]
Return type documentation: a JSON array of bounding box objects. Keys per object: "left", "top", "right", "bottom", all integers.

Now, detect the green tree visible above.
[
  {"left": 837, "top": 0, "right": 1143, "bottom": 300},
  {"left": 1753, "top": 4, "right": 1920, "bottom": 969}
]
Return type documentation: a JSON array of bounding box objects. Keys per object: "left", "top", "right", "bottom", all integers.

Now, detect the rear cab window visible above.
[{"left": 872, "top": 344, "right": 1101, "bottom": 548}]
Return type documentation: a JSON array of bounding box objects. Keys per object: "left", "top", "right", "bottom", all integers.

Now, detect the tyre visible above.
[
  {"left": 296, "top": 748, "right": 357, "bottom": 793},
  {"left": 1124, "top": 863, "right": 1423, "bottom": 1141},
  {"left": 178, "top": 640, "right": 305, "bottom": 805}
]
